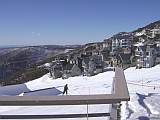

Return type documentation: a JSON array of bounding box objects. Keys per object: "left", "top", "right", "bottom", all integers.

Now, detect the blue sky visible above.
[{"left": 0, "top": 0, "right": 160, "bottom": 46}]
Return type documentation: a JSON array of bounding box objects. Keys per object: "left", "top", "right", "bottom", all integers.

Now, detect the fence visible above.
[{"left": 0, "top": 67, "right": 130, "bottom": 120}]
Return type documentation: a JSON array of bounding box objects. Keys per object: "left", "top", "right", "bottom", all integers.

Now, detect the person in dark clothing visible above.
[{"left": 63, "top": 84, "right": 68, "bottom": 95}]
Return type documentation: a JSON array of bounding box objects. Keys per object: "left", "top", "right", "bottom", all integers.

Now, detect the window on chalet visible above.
[{"left": 146, "top": 52, "right": 149, "bottom": 56}]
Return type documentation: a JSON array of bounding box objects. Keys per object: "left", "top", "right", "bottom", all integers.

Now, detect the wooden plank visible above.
[{"left": 0, "top": 113, "right": 110, "bottom": 119}]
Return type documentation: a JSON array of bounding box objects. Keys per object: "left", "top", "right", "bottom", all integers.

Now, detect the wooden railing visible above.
[{"left": 0, "top": 67, "right": 130, "bottom": 120}]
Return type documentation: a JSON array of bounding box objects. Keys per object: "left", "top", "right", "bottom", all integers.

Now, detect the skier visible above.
[{"left": 63, "top": 84, "right": 68, "bottom": 95}]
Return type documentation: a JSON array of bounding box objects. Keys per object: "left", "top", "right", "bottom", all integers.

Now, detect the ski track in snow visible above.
[{"left": 136, "top": 93, "right": 152, "bottom": 116}]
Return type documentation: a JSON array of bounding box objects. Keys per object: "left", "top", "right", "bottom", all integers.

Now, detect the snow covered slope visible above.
[
  {"left": 0, "top": 66, "right": 160, "bottom": 120},
  {"left": 121, "top": 65, "right": 160, "bottom": 120}
]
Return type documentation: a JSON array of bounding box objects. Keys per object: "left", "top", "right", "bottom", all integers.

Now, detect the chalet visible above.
[
  {"left": 135, "top": 46, "right": 146, "bottom": 57},
  {"left": 113, "top": 53, "right": 132, "bottom": 69},
  {"left": 150, "top": 28, "right": 160, "bottom": 38},
  {"left": 144, "top": 46, "right": 157, "bottom": 68},
  {"left": 135, "top": 40, "right": 158, "bottom": 68},
  {"left": 113, "top": 46, "right": 124, "bottom": 55},
  {"left": 92, "top": 55, "right": 102, "bottom": 63},
  {"left": 88, "top": 59, "right": 96, "bottom": 76},
  {"left": 62, "top": 64, "right": 81, "bottom": 79},
  {"left": 82, "top": 57, "right": 90, "bottom": 76},
  {"left": 82, "top": 54, "right": 103, "bottom": 76},
  {"left": 50, "top": 62, "right": 63, "bottom": 79},
  {"left": 69, "top": 57, "right": 82, "bottom": 72},
  {"left": 67, "top": 52, "right": 79, "bottom": 62},
  {"left": 135, "top": 45, "right": 147, "bottom": 68},
  {"left": 111, "top": 35, "right": 133, "bottom": 52},
  {"left": 103, "top": 39, "right": 112, "bottom": 50},
  {"left": 91, "top": 55, "right": 103, "bottom": 75},
  {"left": 100, "top": 47, "right": 110, "bottom": 61}
]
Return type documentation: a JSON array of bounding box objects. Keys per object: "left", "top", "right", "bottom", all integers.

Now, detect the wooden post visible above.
[
  {"left": 110, "top": 103, "right": 117, "bottom": 120},
  {"left": 87, "top": 104, "right": 88, "bottom": 120},
  {"left": 110, "top": 76, "right": 117, "bottom": 120}
]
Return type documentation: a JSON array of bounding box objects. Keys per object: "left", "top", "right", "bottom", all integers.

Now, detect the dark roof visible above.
[
  {"left": 51, "top": 63, "right": 62, "bottom": 70},
  {"left": 141, "top": 46, "right": 147, "bottom": 51},
  {"left": 83, "top": 57, "right": 90, "bottom": 64},
  {"left": 63, "top": 64, "right": 74, "bottom": 70},
  {"left": 121, "top": 53, "right": 132, "bottom": 60},
  {"left": 116, "top": 53, "right": 132, "bottom": 61},
  {"left": 115, "top": 55, "right": 121, "bottom": 60},
  {"left": 113, "top": 46, "right": 123, "bottom": 55},
  {"left": 146, "top": 40, "right": 154, "bottom": 45},
  {"left": 130, "top": 46, "right": 136, "bottom": 53},
  {"left": 113, "top": 46, "right": 123, "bottom": 51},
  {"left": 101, "top": 47, "right": 110, "bottom": 53},
  {"left": 146, "top": 46, "right": 155, "bottom": 52},
  {"left": 96, "top": 66, "right": 103, "bottom": 69}
]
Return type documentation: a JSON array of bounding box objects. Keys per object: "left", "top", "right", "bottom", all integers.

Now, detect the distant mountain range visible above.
[
  {"left": 0, "top": 45, "right": 82, "bottom": 82},
  {"left": 0, "top": 45, "right": 25, "bottom": 49},
  {"left": 0, "top": 45, "right": 82, "bottom": 63}
]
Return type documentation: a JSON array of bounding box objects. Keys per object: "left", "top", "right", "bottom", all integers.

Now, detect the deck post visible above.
[
  {"left": 87, "top": 104, "right": 88, "bottom": 120},
  {"left": 110, "top": 103, "right": 117, "bottom": 120},
  {"left": 110, "top": 75, "right": 117, "bottom": 120}
]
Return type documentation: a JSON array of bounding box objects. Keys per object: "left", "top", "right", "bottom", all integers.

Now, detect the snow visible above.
[
  {"left": 0, "top": 65, "right": 160, "bottom": 120},
  {"left": 64, "top": 48, "right": 73, "bottom": 53},
  {"left": 134, "top": 42, "right": 144, "bottom": 46},
  {"left": 135, "top": 32, "right": 144, "bottom": 36},
  {"left": 44, "top": 63, "right": 51, "bottom": 67},
  {"left": 121, "top": 65, "right": 160, "bottom": 120}
]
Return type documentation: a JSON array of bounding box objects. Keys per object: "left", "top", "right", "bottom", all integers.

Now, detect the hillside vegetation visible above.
[{"left": 133, "top": 20, "right": 160, "bottom": 33}]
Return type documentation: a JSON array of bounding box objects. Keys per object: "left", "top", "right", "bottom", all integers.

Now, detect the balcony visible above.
[{"left": 0, "top": 67, "right": 130, "bottom": 120}]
